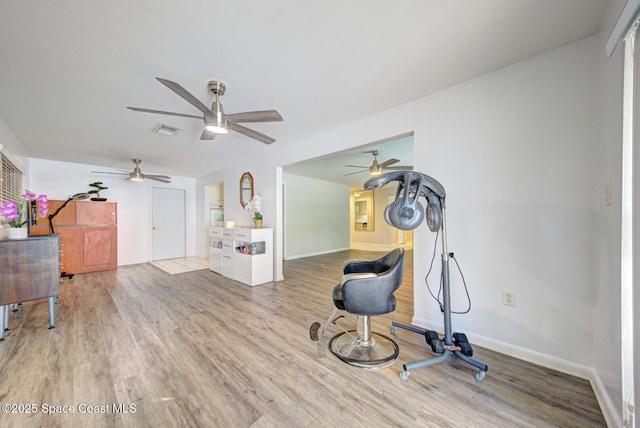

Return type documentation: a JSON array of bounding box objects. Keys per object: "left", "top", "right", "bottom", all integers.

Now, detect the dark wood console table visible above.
[{"left": 0, "top": 234, "right": 60, "bottom": 340}]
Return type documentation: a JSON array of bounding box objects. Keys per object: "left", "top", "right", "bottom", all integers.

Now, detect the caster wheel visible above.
[
  {"left": 475, "top": 370, "right": 486, "bottom": 382},
  {"left": 309, "top": 322, "right": 321, "bottom": 341},
  {"left": 390, "top": 326, "right": 396, "bottom": 334},
  {"left": 400, "top": 370, "right": 409, "bottom": 380}
]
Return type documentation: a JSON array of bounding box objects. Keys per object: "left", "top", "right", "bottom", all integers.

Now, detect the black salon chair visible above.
[{"left": 310, "top": 248, "right": 406, "bottom": 368}]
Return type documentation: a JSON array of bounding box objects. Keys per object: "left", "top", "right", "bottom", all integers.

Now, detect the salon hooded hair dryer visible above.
[{"left": 364, "top": 171, "right": 488, "bottom": 381}]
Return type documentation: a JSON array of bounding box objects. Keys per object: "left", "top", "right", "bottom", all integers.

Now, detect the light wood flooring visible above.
[{"left": 0, "top": 250, "right": 606, "bottom": 427}]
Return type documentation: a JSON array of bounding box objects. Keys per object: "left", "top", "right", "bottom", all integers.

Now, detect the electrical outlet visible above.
[{"left": 502, "top": 290, "right": 515, "bottom": 306}]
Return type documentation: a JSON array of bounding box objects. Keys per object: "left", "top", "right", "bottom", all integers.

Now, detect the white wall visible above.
[
  {"left": 29, "top": 158, "right": 197, "bottom": 266},
  {"left": 282, "top": 173, "right": 350, "bottom": 259}
]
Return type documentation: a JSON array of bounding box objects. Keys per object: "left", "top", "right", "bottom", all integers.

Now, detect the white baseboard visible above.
[
  {"left": 590, "top": 369, "right": 621, "bottom": 428},
  {"left": 284, "top": 247, "right": 350, "bottom": 260},
  {"left": 411, "top": 315, "right": 619, "bottom": 426},
  {"left": 350, "top": 242, "right": 412, "bottom": 252},
  {"left": 285, "top": 243, "right": 412, "bottom": 260}
]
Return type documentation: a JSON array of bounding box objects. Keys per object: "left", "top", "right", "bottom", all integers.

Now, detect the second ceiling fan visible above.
[{"left": 127, "top": 77, "right": 283, "bottom": 144}]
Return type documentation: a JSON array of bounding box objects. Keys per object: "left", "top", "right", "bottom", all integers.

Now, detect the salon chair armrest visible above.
[{"left": 340, "top": 272, "right": 377, "bottom": 285}]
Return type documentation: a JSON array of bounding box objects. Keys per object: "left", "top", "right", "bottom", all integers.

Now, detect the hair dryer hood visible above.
[
  {"left": 364, "top": 170, "right": 446, "bottom": 199},
  {"left": 363, "top": 170, "right": 446, "bottom": 232}
]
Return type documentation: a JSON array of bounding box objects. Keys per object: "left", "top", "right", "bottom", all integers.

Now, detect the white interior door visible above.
[{"left": 152, "top": 187, "right": 186, "bottom": 261}]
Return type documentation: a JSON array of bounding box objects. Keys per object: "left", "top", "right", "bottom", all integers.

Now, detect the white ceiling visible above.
[{"left": 0, "top": 0, "right": 608, "bottom": 179}]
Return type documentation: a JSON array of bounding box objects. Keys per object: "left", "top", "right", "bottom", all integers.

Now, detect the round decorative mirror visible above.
[{"left": 240, "top": 172, "right": 254, "bottom": 208}]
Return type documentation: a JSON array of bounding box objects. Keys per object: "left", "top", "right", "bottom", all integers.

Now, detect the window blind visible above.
[{"left": 1, "top": 152, "right": 23, "bottom": 204}]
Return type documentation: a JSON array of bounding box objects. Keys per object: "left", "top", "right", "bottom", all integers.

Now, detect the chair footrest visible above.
[{"left": 329, "top": 330, "right": 399, "bottom": 368}]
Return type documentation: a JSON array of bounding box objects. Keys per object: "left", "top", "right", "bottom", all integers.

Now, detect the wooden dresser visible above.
[{"left": 30, "top": 200, "right": 117, "bottom": 275}]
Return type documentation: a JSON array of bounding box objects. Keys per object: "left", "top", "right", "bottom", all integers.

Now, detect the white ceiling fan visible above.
[
  {"left": 127, "top": 77, "right": 283, "bottom": 144},
  {"left": 92, "top": 159, "right": 172, "bottom": 183},
  {"left": 345, "top": 150, "right": 413, "bottom": 176}
]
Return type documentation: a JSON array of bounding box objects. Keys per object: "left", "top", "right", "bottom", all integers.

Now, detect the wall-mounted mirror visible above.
[
  {"left": 353, "top": 190, "right": 374, "bottom": 231},
  {"left": 240, "top": 172, "right": 254, "bottom": 208}
]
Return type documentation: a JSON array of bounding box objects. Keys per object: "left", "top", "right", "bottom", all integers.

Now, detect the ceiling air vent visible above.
[{"left": 153, "top": 123, "right": 181, "bottom": 136}]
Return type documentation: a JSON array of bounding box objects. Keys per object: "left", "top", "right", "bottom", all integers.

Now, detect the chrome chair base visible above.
[{"left": 329, "top": 330, "right": 399, "bottom": 369}]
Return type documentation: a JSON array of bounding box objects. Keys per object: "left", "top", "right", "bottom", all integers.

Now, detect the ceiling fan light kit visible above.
[
  {"left": 204, "top": 81, "right": 229, "bottom": 134},
  {"left": 127, "top": 77, "right": 282, "bottom": 143},
  {"left": 129, "top": 171, "right": 144, "bottom": 182},
  {"left": 204, "top": 110, "right": 229, "bottom": 134},
  {"left": 205, "top": 123, "right": 229, "bottom": 134}
]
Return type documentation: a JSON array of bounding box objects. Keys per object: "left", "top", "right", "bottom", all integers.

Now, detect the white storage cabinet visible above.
[{"left": 218, "top": 227, "right": 273, "bottom": 286}]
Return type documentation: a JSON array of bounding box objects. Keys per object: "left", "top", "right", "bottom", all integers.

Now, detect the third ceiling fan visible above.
[{"left": 345, "top": 150, "right": 413, "bottom": 176}]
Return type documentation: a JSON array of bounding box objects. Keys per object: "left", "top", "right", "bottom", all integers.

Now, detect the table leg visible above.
[
  {"left": 48, "top": 297, "right": 55, "bottom": 329},
  {"left": 0, "top": 306, "right": 6, "bottom": 340}
]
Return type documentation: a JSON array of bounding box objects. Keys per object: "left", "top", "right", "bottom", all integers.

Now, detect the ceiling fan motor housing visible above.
[{"left": 207, "top": 81, "right": 226, "bottom": 96}]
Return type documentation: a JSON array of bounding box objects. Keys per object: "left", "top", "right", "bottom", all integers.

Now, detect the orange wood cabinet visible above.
[{"left": 29, "top": 200, "right": 117, "bottom": 275}]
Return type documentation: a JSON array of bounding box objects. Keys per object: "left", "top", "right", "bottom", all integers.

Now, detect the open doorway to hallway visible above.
[{"left": 282, "top": 132, "right": 414, "bottom": 260}]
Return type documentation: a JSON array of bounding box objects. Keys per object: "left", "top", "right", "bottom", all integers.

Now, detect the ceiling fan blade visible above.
[
  {"left": 91, "top": 171, "right": 129, "bottom": 175},
  {"left": 384, "top": 166, "right": 414, "bottom": 170},
  {"left": 380, "top": 158, "right": 400, "bottom": 168},
  {"left": 225, "top": 110, "right": 283, "bottom": 123},
  {"left": 200, "top": 129, "right": 217, "bottom": 140},
  {"left": 344, "top": 164, "right": 369, "bottom": 168},
  {"left": 344, "top": 170, "right": 367, "bottom": 176},
  {"left": 126, "top": 106, "right": 202, "bottom": 120},
  {"left": 144, "top": 173, "right": 172, "bottom": 180},
  {"left": 156, "top": 77, "right": 212, "bottom": 116},
  {"left": 145, "top": 175, "right": 172, "bottom": 183},
  {"left": 229, "top": 122, "right": 275, "bottom": 144}
]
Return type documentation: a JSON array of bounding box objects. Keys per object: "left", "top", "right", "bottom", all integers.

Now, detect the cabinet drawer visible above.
[
  {"left": 210, "top": 227, "right": 223, "bottom": 238},
  {"left": 234, "top": 230, "right": 251, "bottom": 240},
  {"left": 222, "top": 241, "right": 234, "bottom": 255}
]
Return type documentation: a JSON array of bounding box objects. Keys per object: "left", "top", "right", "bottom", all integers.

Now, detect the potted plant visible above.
[
  {"left": 244, "top": 193, "right": 263, "bottom": 228},
  {"left": 88, "top": 182, "right": 108, "bottom": 201},
  {"left": 0, "top": 189, "right": 48, "bottom": 238}
]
